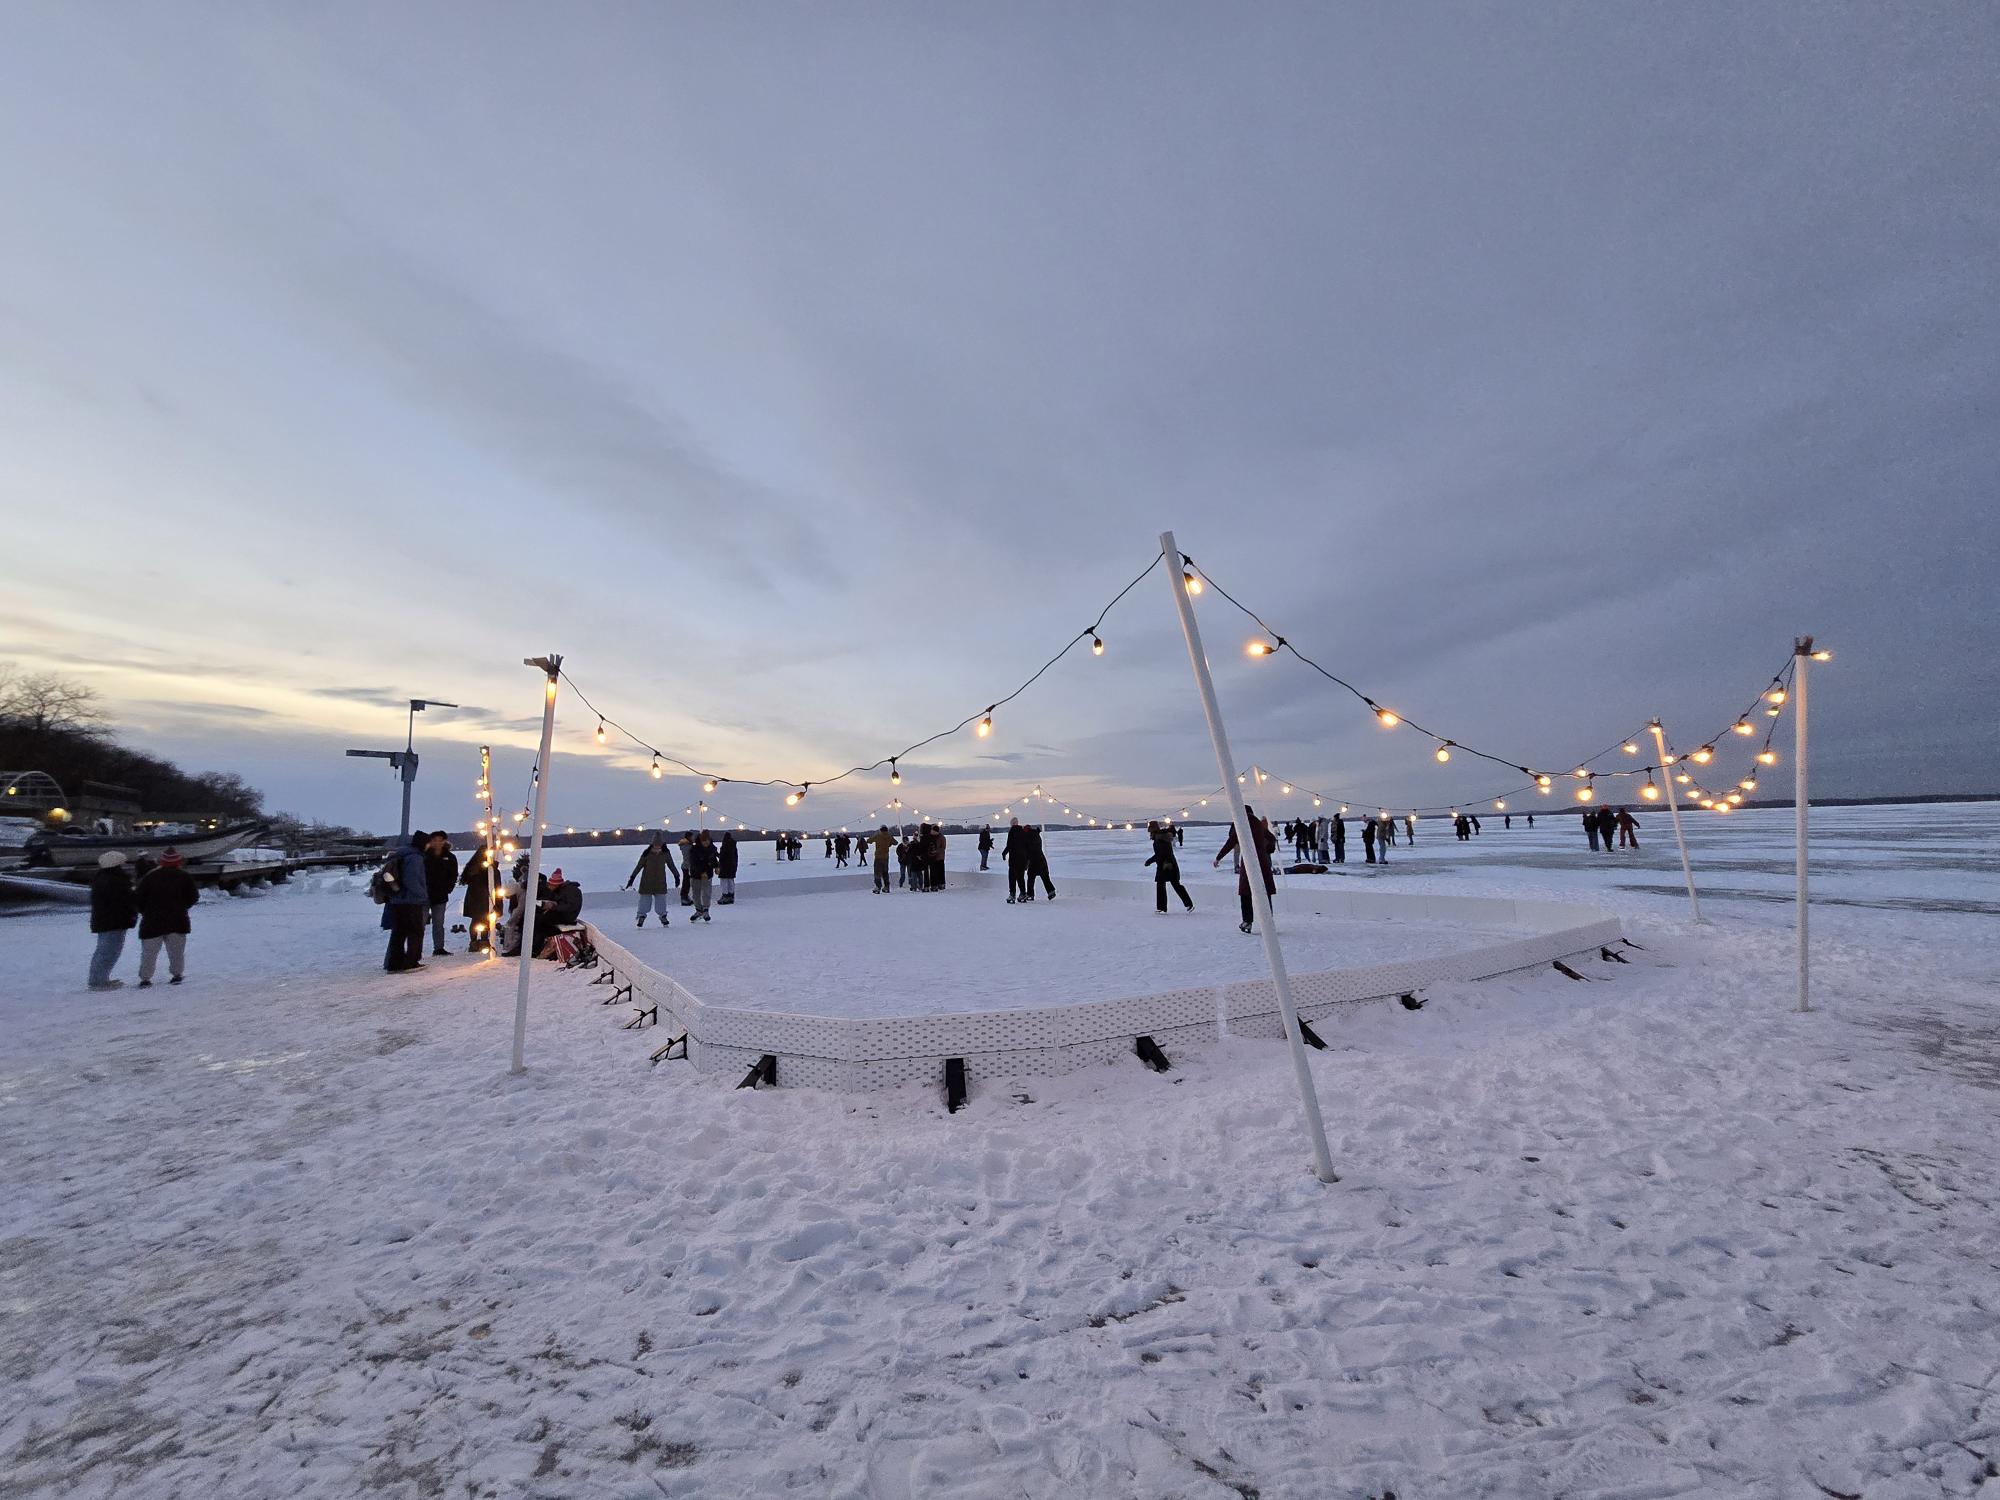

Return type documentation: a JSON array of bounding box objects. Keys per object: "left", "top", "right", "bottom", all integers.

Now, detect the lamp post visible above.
[{"left": 345, "top": 697, "right": 458, "bottom": 841}]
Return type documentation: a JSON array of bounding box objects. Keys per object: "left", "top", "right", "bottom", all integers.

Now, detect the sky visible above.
[{"left": 1, "top": 3, "right": 1995, "bottom": 835}]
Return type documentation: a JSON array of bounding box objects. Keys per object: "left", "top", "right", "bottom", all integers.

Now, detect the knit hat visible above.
[
  {"left": 97, "top": 851, "right": 127, "bottom": 868},
  {"left": 158, "top": 848, "right": 184, "bottom": 867},
  {"left": 548, "top": 869, "right": 565, "bottom": 886}
]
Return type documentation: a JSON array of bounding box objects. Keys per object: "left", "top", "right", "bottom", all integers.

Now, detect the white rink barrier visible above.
[{"left": 581, "top": 872, "right": 1624, "bottom": 1094}]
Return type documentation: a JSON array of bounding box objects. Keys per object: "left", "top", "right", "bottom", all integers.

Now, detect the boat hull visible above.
[{"left": 23, "top": 822, "right": 271, "bottom": 869}]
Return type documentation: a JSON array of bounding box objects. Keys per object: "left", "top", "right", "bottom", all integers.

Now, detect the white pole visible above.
[
  {"left": 511, "top": 654, "right": 562, "bottom": 1074},
  {"left": 1649, "top": 719, "right": 1700, "bottom": 923},
  {"left": 1794, "top": 638, "right": 1811, "bottom": 1013},
  {"left": 1160, "top": 532, "right": 1337, "bottom": 1184}
]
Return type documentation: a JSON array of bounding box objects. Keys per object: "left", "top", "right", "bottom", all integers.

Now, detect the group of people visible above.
[
  {"left": 1268, "top": 812, "right": 1416, "bottom": 867},
  {"left": 378, "top": 829, "right": 591, "bottom": 970},
  {"left": 998, "top": 820, "right": 1058, "bottom": 904},
  {"left": 624, "top": 828, "right": 738, "bottom": 924},
  {"left": 86, "top": 847, "right": 200, "bottom": 990},
  {"left": 1582, "top": 806, "right": 1641, "bottom": 852}
]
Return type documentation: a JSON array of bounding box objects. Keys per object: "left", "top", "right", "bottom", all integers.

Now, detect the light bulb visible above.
[
  {"left": 1536, "top": 774, "right": 1553, "bottom": 789},
  {"left": 595, "top": 721, "right": 606, "bottom": 745},
  {"left": 1312, "top": 797, "right": 1321, "bottom": 807},
  {"left": 1091, "top": 634, "right": 1104, "bottom": 656},
  {"left": 786, "top": 788, "right": 803, "bottom": 806},
  {"left": 1812, "top": 650, "right": 1832, "bottom": 661},
  {"left": 1733, "top": 721, "right": 1754, "bottom": 736},
  {"left": 1183, "top": 567, "right": 1202, "bottom": 595},
  {"left": 1494, "top": 799, "right": 1506, "bottom": 810},
  {"left": 565, "top": 826, "right": 574, "bottom": 834},
  {"left": 890, "top": 762, "right": 900, "bottom": 786},
  {"left": 703, "top": 778, "right": 718, "bottom": 793},
  {"left": 1757, "top": 749, "right": 1779, "bottom": 765},
  {"left": 1338, "top": 804, "right": 1348, "bottom": 815},
  {"left": 1692, "top": 746, "right": 1714, "bottom": 764},
  {"left": 976, "top": 710, "right": 993, "bottom": 738},
  {"left": 1740, "top": 778, "right": 1757, "bottom": 791},
  {"left": 1281, "top": 784, "right": 1292, "bottom": 795},
  {"left": 1767, "top": 688, "right": 1787, "bottom": 705},
  {"left": 1435, "top": 743, "right": 1452, "bottom": 763},
  {"left": 1677, "top": 773, "right": 1692, "bottom": 784},
  {"left": 1246, "top": 639, "right": 1276, "bottom": 658},
  {"left": 1623, "top": 742, "right": 1639, "bottom": 755},
  {"left": 1577, "top": 786, "right": 1594, "bottom": 803},
  {"left": 1642, "top": 782, "right": 1659, "bottom": 801}
]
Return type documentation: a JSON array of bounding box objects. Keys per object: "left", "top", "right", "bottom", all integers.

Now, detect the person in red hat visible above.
[
  {"left": 532, "top": 867, "right": 583, "bottom": 955},
  {"left": 135, "top": 847, "right": 200, "bottom": 986}
]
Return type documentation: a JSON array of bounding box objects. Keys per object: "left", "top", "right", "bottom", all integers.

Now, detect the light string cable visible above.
[{"left": 555, "top": 551, "right": 1166, "bottom": 807}]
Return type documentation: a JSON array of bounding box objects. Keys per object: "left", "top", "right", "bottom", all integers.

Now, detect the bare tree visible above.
[{"left": 0, "top": 666, "right": 108, "bottom": 738}]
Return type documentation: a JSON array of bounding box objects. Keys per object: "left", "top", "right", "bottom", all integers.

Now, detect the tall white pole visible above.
[
  {"left": 511, "top": 654, "right": 561, "bottom": 1074},
  {"left": 1794, "top": 638, "right": 1811, "bottom": 1013},
  {"left": 1160, "top": 532, "right": 1337, "bottom": 1185},
  {"left": 1649, "top": 719, "right": 1701, "bottom": 923}
]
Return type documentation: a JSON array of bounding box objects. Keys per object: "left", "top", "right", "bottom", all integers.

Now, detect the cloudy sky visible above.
[{"left": 2, "top": 4, "right": 1994, "bottom": 833}]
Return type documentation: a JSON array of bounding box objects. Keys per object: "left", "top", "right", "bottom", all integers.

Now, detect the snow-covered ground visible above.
[{"left": 3, "top": 803, "right": 1997, "bottom": 1498}]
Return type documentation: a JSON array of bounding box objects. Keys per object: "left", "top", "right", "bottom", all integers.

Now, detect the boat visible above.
[{"left": 21, "top": 820, "right": 272, "bottom": 869}]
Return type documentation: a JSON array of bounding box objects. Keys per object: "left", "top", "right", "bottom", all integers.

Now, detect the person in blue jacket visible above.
[{"left": 382, "top": 830, "right": 431, "bottom": 972}]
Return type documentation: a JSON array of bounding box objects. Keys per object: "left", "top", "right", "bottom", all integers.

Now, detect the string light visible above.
[
  {"left": 787, "top": 784, "right": 808, "bottom": 806},
  {"left": 1434, "top": 742, "right": 1453, "bottom": 763},
  {"left": 703, "top": 778, "right": 718, "bottom": 793},
  {"left": 1246, "top": 639, "right": 1277, "bottom": 658},
  {"left": 595, "top": 721, "right": 606, "bottom": 745},
  {"left": 1812, "top": 650, "right": 1832, "bottom": 662},
  {"left": 1091, "top": 634, "right": 1104, "bottom": 656},
  {"left": 1536, "top": 774, "right": 1553, "bottom": 789},
  {"left": 1691, "top": 746, "right": 1714, "bottom": 764},
  {"left": 1641, "top": 776, "right": 1660, "bottom": 801},
  {"left": 889, "top": 760, "right": 900, "bottom": 786},
  {"left": 1622, "top": 742, "right": 1639, "bottom": 755},
  {"left": 650, "top": 755, "right": 663, "bottom": 779},
  {"left": 1766, "top": 686, "right": 1787, "bottom": 705},
  {"left": 1494, "top": 799, "right": 1506, "bottom": 810},
  {"left": 1733, "top": 721, "right": 1755, "bottom": 736},
  {"left": 1183, "top": 566, "right": 1203, "bottom": 595},
  {"left": 1757, "top": 749, "right": 1779, "bottom": 766},
  {"left": 1373, "top": 704, "right": 1400, "bottom": 728},
  {"left": 976, "top": 709, "right": 994, "bottom": 738}
]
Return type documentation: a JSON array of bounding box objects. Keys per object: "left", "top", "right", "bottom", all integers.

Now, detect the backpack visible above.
[{"left": 369, "top": 859, "right": 399, "bottom": 905}]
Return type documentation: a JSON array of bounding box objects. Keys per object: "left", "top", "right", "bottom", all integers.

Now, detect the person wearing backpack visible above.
[{"left": 380, "top": 831, "right": 430, "bottom": 972}]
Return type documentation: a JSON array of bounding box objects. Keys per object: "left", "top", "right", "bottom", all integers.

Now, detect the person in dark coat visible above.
[
  {"left": 1214, "top": 809, "right": 1278, "bottom": 933},
  {"left": 1361, "top": 817, "right": 1376, "bottom": 863},
  {"left": 135, "top": 846, "right": 201, "bottom": 985},
  {"left": 930, "top": 825, "right": 948, "bottom": 891},
  {"left": 1615, "top": 808, "right": 1641, "bottom": 850},
  {"left": 977, "top": 825, "right": 994, "bottom": 870},
  {"left": 1332, "top": 814, "right": 1346, "bottom": 864},
  {"left": 677, "top": 833, "right": 696, "bottom": 905},
  {"left": 834, "top": 832, "right": 850, "bottom": 867},
  {"left": 1404, "top": 814, "right": 1416, "bottom": 844},
  {"left": 871, "top": 825, "right": 894, "bottom": 893},
  {"left": 88, "top": 851, "right": 138, "bottom": 990},
  {"left": 460, "top": 846, "right": 496, "bottom": 950},
  {"left": 1584, "top": 808, "right": 1601, "bottom": 852},
  {"left": 1374, "top": 816, "right": 1391, "bottom": 863},
  {"left": 381, "top": 831, "right": 430, "bottom": 972},
  {"left": 1025, "top": 824, "right": 1055, "bottom": 901},
  {"left": 1001, "top": 818, "right": 1027, "bottom": 903},
  {"left": 533, "top": 868, "right": 584, "bottom": 953},
  {"left": 718, "top": 830, "right": 740, "bottom": 903},
  {"left": 1145, "top": 820, "right": 1194, "bottom": 913},
  {"left": 423, "top": 832, "right": 460, "bottom": 956},
  {"left": 685, "top": 834, "right": 719, "bottom": 921},
  {"left": 625, "top": 834, "right": 678, "bottom": 927}
]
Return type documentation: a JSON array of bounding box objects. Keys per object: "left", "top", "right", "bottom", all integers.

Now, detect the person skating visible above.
[
  {"left": 719, "top": 830, "right": 739, "bottom": 902},
  {"left": 834, "top": 832, "right": 850, "bottom": 868},
  {"left": 423, "top": 831, "right": 460, "bottom": 956},
  {"left": 1584, "top": 809, "right": 1601, "bottom": 852},
  {"left": 1598, "top": 807, "right": 1618, "bottom": 857},
  {"left": 1145, "top": 820, "right": 1194, "bottom": 913},
  {"left": 1001, "top": 818, "right": 1028, "bottom": 902},
  {"left": 87, "top": 851, "right": 137, "bottom": 991},
  {"left": 1469, "top": 815, "right": 1482, "bottom": 835},
  {"left": 1404, "top": 814, "right": 1416, "bottom": 844},
  {"left": 625, "top": 833, "right": 678, "bottom": 927},
  {"left": 132, "top": 846, "right": 199, "bottom": 986},
  {"left": 1026, "top": 824, "right": 1055, "bottom": 901},
  {"left": 460, "top": 846, "right": 496, "bottom": 950},
  {"left": 381, "top": 831, "right": 429, "bottom": 972},
  {"left": 871, "top": 825, "right": 894, "bottom": 893},
  {"left": 977, "top": 825, "right": 993, "bottom": 870},
  {"left": 686, "top": 832, "right": 719, "bottom": 921},
  {"left": 1215, "top": 808, "right": 1277, "bottom": 933},
  {"left": 1616, "top": 808, "right": 1641, "bottom": 849},
  {"left": 677, "top": 832, "right": 696, "bottom": 905}
]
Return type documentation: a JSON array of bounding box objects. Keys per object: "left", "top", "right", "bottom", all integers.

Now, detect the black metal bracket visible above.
[
  {"left": 1599, "top": 946, "right": 1630, "bottom": 964},
  {"left": 1553, "top": 960, "right": 1590, "bottom": 982},
  {"left": 623, "top": 1004, "right": 657, "bottom": 1030},
  {"left": 1399, "top": 992, "right": 1425, "bottom": 1010},
  {"left": 1296, "top": 1018, "right": 1328, "bottom": 1049},
  {"left": 736, "top": 1054, "right": 778, "bottom": 1089},
  {"left": 650, "top": 1032, "right": 688, "bottom": 1066},
  {"left": 603, "top": 983, "right": 633, "bottom": 1007},
  {"left": 1621, "top": 938, "right": 1646, "bottom": 951},
  {"left": 945, "top": 1057, "right": 968, "bottom": 1113},
  {"left": 1135, "top": 1035, "right": 1171, "bottom": 1072},
  {"left": 591, "top": 967, "right": 615, "bottom": 986}
]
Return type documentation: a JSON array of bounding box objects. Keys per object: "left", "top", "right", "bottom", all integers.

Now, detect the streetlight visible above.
[{"left": 346, "top": 696, "right": 458, "bottom": 841}]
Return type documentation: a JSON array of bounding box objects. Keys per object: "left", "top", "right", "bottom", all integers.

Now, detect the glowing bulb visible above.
[
  {"left": 1312, "top": 797, "right": 1321, "bottom": 807},
  {"left": 565, "top": 826, "right": 574, "bottom": 834},
  {"left": 1337, "top": 804, "right": 1348, "bottom": 815},
  {"left": 595, "top": 721, "right": 606, "bottom": 745},
  {"left": 1435, "top": 743, "right": 1452, "bottom": 763},
  {"left": 1246, "top": 639, "right": 1274, "bottom": 658},
  {"left": 889, "top": 762, "right": 900, "bottom": 786},
  {"left": 1494, "top": 800, "right": 1506, "bottom": 810},
  {"left": 650, "top": 757, "right": 663, "bottom": 779},
  {"left": 1577, "top": 786, "right": 1594, "bottom": 803},
  {"left": 703, "top": 778, "right": 718, "bottom": 793},
  {"left": 1281, "top": 784, "right": 1292, "bottom": 795},
  {"left": 1767, "top": 688, "right": 1787, "bottom": 705},
  {"left": 1536, "top": 774, "right": 1553, "bottom": 789},
  {"left": 1757, "top": 750, "right": 1779, "bottom": 765},
  {"left": 1091, "top": 634, "right": 1104, "bottom": 656},
  {"left": 1183, "top": 567, "right": 1202, "bottom": 594},
  {"left": 1376, "top": 708, "right": 1400, "bottom": 728},
  {"left": 1642, "top": 782, "right": 1660, "bottom": 801},
  {"left": 1812, "top": 650, "right": 1832, "bottom": 662},
  {"left": 1739, "top": 778, "right": 1757, "bottom": 791},
  {"left": 1733, "top": 721, "right": 1754, "bottom": 736},
  {"left": 976, "top": 709, "right": 994, "bottom": 738},
  {"left": 1692, "top": 746, "right": 1714, "bottom": 764},
  {"left": 786, "top": 788, "right": 804, "bottom": 806},
  {"left": 1622, "top": 742, "right": 1638, "bottom": 755}
]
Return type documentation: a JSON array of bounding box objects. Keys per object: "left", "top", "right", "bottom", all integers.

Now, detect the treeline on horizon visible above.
[{"left": 0, "top": 663, "right": 266, "bottom": 822}]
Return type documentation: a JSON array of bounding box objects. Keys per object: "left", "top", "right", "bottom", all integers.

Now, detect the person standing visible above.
[
  {"left": 87, "top": 851, "right": 137, "bottom": 991},
  {"left": 719, "top": 830, "right": 740, "bottom": 902},
  {"left": 931, "top": 825, "right": 948, "bottom": 891},
  {"left": 1584, "top": 810, "right": 1601, "bottom": 852},
  {"left": 423, "top": 831, "right": 460, "bottom": 957},
  {"left": 1598, "top": 807, "right": 1618, "bottom": 857},
  {"left": 677, "top": 832, "right": 696, "bottom": 906},
  {"left": 1404, "top": 814, "right": 1416, "bottom": 844},
  {"left": 1332, "top": 814, "right": 1346, "bottom": 865},
  {"left": 977, "top": 824, "right": 994, "bottom": 870},
  {"left": 625, "top": 833, "right": 678, "bottom": 927},
  {"left": 1504, "top": 813, "right": 1512, "bottom": 830},
  {"left": 1375, "top": 816, "right": 1391, "bottom": 863},
  {"left": 135, "top": 846, "right": 201, "bottom": 986},
  {"left": 1361, "top": 818, "right": 1376, "bottom": 864},
  {"left": 381, "top": 831, "right": 429, "bottom": 972},
  {"left": 1026, "top": 824, "right": 1055, "bottom": 901},
  {"left": 1214, "top": 808, "right": 1278, "bottom": 933},
  {"left": 1527, "top": 813, "right": 1535, "bottom": 828},
  {"left": 1145, "top": 820, "right": 1194, "bottom": 913},
  {"left": 460, "top": 845, "right": 496, "bottom": 950},
  {"left": 871, "top": 825, "right": 894, "bottom": 893},
  {"left": 1002, "top": 818, "right": 1028, "bottom": 903},
  {"left": 834, "top": 832, "right": 850, "bottom": 868},
  {"left": 1616, "top": 808, "right": 1641, "bottom": 850},
  {"left": 687, "top": 831, "right": 718, "bottom": 921}
]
